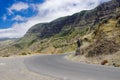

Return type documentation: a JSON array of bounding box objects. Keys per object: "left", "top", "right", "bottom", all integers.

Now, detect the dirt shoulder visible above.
[{"left": 66, "top": 51, "right": 120, "bottom": 67}]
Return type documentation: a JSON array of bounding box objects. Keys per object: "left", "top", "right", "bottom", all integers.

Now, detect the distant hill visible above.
[
  {"left": 0, "top": 0, "right": 120, "bottom": 57},
  {"left": 0, "top": 38, "right": 17, "bottom": 42}
]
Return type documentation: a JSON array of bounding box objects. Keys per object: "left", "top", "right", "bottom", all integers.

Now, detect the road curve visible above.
[
  {"left": 24, "top": 54, "right": 120, "bottom": 80},
  {"left": 0, "top": 56, "right": 59, "bottom": 80}
]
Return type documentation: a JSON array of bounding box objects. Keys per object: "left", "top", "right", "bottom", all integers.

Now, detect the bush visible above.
[
  {"left": 20, "top": 52, "right": 27, "bottom": 55},
  {"left": 101, "top": 60, "right": 108, "bottom": 65}
]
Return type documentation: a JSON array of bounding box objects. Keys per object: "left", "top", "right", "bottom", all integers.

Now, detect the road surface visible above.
[
  {"left": 25, "top": 54, "right": 120, "bottom": 80},
  {"left": 0, "top": 56, "right": 59, "bottom": 80}
]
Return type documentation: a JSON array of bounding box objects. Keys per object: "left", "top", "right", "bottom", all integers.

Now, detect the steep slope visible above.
[
  {"left": 0, "top": 0, "right": 120, "bottom": 56},
  {"left": 25, "top": 0, "right": 120, "bottom": 39},
  {"left": 68, "top": 14, "right": 120, "bottom": 67}
]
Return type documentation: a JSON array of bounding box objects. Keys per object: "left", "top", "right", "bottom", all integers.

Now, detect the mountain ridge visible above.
[{"left": 25, "top": 0, "right": 120, "bottom": 39}]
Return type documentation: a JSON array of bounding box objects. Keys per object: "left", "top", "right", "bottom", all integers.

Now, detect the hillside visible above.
[
  {"left": 67, "top": 15, "right": 120, "bottom": 67},
  {"left": 0, "top": 0, "right": 120, "bottom": 57},
  {"left": 0, "top": 38, "right": 16, "bottom": 42}
]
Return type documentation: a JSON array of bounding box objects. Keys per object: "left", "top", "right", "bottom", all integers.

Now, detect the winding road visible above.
[{"left": 25, "top": 54, "right": 120, "bottom": 80}]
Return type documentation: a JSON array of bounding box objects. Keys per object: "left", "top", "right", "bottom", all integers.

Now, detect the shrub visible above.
[
  {"left": 20, "top": 52, "right": 27, "bottom": 55},
  {"left": 101, "top": 60, "right": 108, "bottom": 65}
]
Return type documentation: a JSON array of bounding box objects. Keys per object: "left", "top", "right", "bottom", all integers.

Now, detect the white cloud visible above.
[
  {"left": 8, "top": 2, "right": 29, "bottom": 15},
  {"left": 2, "top": 15, "right": 7, "bottom": 21},
  {"left": 12, "top": 15, "right": 26, "bottom": 21},
  {"left": 0, "top": 0, "right": 111, "bottom": 39},
  {"left": 36, "top": 0, "right": 100, "bottom": 22}
]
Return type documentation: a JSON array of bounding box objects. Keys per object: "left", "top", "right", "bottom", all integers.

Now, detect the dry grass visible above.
[{"left": 67, "top": 18, "right": 120, "bottom": 67}]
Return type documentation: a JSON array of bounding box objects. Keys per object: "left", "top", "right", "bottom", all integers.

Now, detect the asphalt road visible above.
[
  {"left": 0, "top": 56, "right": 59, "bottom": 80},
  {"left": 24, "top": 54, "right": 120, "bottom": 80}
]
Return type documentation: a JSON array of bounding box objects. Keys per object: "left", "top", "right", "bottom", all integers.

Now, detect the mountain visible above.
[
  {"left": 0, "top": 38, "right": 17, "bottom": 42},
  {"left": 68, "top": 0, "right": 120, "bottom": 67},
  {"left": 0, "top": 0, "right": 120, "bottom": 57},
  {"left": 25, "top": 0, "right": 120, "bottom": 39}
]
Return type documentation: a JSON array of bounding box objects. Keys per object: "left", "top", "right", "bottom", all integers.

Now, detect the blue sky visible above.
[
  {"left": 0, "top": 0, "right": 110, "bottom": 39},
  {"left": 0, "top": 0, "right": 44, "bottom": 29}
]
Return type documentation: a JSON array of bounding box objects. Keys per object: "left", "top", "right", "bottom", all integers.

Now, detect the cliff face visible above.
[
  {"left": 71, "top": 16, "right": 120, "bottom": 67},
  {"left": 72, "top": 0, "right": 120, "bottom": 67},
  {"left": 78, "top": 18, "right": 120, "bottom": 56},
  {"left": 0, "top": 0, "right": 120, "bottom": 56}
]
